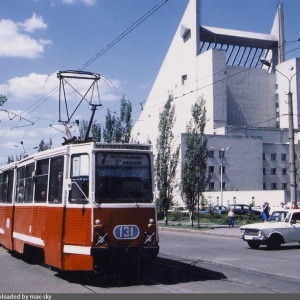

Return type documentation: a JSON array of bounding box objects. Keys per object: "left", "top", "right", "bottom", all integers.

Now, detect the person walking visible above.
[
  {"left": 228, "top": 208, "right": 235, "bottom": 229},
  {"left": 262, "top": 202, "right": 270, "bottom": 222}
]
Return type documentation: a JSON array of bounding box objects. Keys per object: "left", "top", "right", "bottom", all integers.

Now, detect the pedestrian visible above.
[
  {"left": 292, "top": 202, "right": 298, "bottom": 209},
  {"left": 228, "top": 208, "right": 235, "bottom": 229},
  {"left": 261, "top": 202, "right": 270, "bottom": 222},
  {"left": 279, "top": 202, "right": 285, "bottom": 209}
]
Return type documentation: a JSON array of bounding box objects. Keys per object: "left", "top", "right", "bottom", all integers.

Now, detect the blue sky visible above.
[{"left": 1, "top": 0, "right": 300, "bottom": 163}]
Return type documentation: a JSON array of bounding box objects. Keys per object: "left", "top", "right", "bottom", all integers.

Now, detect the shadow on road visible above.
[{"left": 55, "top": 256, "right": 227, "bottom": 288}]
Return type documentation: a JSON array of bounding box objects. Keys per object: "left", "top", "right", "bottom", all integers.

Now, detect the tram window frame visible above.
[
  {"left": 24, "top": 163, "right": 34, "bottom": 203},
  {"left": 48, "top": 156, "right": 64, "bottom": 204},
  {"left": 69, "top": 154, "right": 89, "bottom": 204},
  {"left": 34, "top": 159, "right": 49, "bottom": 203},
  {"left": 16, "top": 166, "right": 25, "bottom": 203},
  {"left": 1, "top": 169, "right": 14, "bottom": 203}
]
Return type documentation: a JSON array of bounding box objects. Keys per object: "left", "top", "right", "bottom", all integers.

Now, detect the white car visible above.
[{"left": 240, "top": 209, "right": 300, "bottom": 250}]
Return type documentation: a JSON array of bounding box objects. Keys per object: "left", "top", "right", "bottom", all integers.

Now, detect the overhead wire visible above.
[{"left": 0, "top": 0, "right": 170, "bottom": 144}]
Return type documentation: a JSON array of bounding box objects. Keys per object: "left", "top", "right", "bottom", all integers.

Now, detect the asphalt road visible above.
[{"left": 1, "top": 226, "right": 300, "bottom": 295}]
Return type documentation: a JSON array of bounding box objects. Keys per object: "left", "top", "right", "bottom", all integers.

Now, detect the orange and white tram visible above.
[{"left": 0, "top": 142, "right": 159, "bottom": 271}]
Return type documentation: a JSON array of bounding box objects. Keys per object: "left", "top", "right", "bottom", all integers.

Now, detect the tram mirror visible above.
[{"left": 65, "top": 179, "right": 72, "bottom": 190}]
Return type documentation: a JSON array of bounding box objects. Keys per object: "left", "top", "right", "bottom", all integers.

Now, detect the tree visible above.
[
  {"left": 38, "top": 139, "right": 52, "bottom": 152},
  {"left": 102, "top": 109, "right": 116, "bottom": 142},
  {"left": 155, "top": 94, "right": 180, "bottom": 226},
  {"left": 103, "top": 95, "right": 132, "bottom": 143},
  {"left": 181, "top": 96, "right": 208, "bottom": 227},
  {"left": 0, "top": 95, "right": 7, "bottom": 106},
  {"left": 78, "top": 119, "right": 102, "bottom": 142}
]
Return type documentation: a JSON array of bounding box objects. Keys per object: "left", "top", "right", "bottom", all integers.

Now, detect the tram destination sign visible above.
[{"left": 97, "top": 153, "right": 149, "bottom": 166}]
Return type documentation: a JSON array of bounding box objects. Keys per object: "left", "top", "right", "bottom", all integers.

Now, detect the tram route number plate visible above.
[{"left": 113, "top": 225, "right": 140, "bottom": 239}]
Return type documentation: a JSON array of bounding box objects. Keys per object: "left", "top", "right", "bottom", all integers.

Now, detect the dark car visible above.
[{"left": 227, "top": 204, "right": 261, "bottom": 216}]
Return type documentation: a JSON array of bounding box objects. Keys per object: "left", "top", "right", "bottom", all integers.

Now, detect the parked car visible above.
[
  {"left": 252, "top": 205, "right": 263, "bottom": 212},
  {"left": 199, "top": 205, "right": 227, "bottom": 215},
  {"left": 240, "top": 209, "right": 300, "bottom": 250},
  {"left": 167, "top": 206, "right": 185, "bottom": 213},
  {"left": 227, "top": 204, "right": 261, "bottom": 216}
]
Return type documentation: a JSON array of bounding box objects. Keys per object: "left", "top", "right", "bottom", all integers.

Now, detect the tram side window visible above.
[
  {"left": 69, "top": 154, "right": 89, "bottom": 203},
  {"left": 34, "top": 159, "right": 49, "bottom": 203},
  {"left": 24, "top": 163, "right": 34, "bottom": 203},
  {"left": 1, "top": 170, "right": 14, "bottom": 203},
  {"left": 49, "top": 156, "right": 64, "bottom": 203},
  {"left": 16, "top": 167, "right": 25, "bottom": 203}
]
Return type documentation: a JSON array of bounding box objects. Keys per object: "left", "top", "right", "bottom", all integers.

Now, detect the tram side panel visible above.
[
  {"left": 43, "top": 206, "right": 65, "bottom": 269},
  {"left": 62, "top": 206, "right": 93, "bottom": 271},
  {"left": 0, "top": 205, "right": 14, "bottom": 250}
]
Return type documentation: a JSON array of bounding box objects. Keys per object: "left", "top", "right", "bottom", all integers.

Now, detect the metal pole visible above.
[
  {"left": 260, "top": 59, "right": 299, "bottom": 204},
  {"left": 287, "top": 89, "right": 297, "bottom": 203},
  {"left": 220, "top": 151, "right": 223, "bottom": 206}
]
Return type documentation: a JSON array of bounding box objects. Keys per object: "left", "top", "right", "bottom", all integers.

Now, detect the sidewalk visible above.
[{"left": 158, "top": 221, "right": 241, "bottom": 238}]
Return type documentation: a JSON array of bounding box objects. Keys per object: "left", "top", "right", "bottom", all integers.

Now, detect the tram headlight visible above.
[
  {"left": 144, "top": 233, "right": 154, "bottom": 244},
  {"left": 96, "top": 234, "right": 106, "bottom": 245},
  {"left": 148, "top": 218, "right": 156, "bottom": 228}
]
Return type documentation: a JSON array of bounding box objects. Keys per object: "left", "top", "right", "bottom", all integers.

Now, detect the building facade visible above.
[{"left": 131, "top": 0, "right": 300, "bottom": 208}]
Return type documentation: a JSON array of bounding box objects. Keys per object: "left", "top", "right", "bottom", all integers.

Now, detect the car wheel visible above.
[
  {"left": 247, "top": 241, "right": 260, "bottom": 249},
  {"left": 266, "top": 235, "right": 281, "bottom": 250}
]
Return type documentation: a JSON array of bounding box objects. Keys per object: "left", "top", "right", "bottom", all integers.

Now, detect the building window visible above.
[
  {"left": 181, "top": 74, "right": 187, "bottom": 85},
  {"left": 282, "top": 168, "right": 287, "bottom": 175},
  {"left": 271, "top": 153, "right": 276, "bottom": 161},
  {"left": 263, "top": 153, "right": 266, "bottom": 160},
  {"left": 209, "top": 166, "right": 214, "bottom": 173},
  {"left": 281, "top": 154, "right": 287, "bottom": 161},
  {"left": 282, "top": 183, "right": 287, "bottom": 190},
  {"left": 271, "top": 168, "right": 277, "bottom": 175},
  {"left": 208, "top": 150, "right": 214, "bottom": 158},
  {"left": 263, "top": 183, "right": 266, "bottom": 190},
  {"left": 271, "top": 183, "right": 277, "bottom": 190},
  {"left": 263, "top": 168, "right": 266, "bottom": 175},
  {"left": 209, "top": 182, "right": 215, "bottom": 190}
]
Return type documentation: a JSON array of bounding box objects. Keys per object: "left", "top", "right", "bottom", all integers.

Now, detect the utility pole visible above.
[{"left": 260, "top": 59, "right": 300, "bottom": 203}]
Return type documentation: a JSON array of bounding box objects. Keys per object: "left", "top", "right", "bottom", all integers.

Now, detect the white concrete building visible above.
[{"left": 131, "top": 0, "right": 300, "bottom": 208}]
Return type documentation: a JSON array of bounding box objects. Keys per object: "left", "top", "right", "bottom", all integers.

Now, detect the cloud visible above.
[
  {"left": 0, "top": 15, "right": 51, "bottom": 58},
  {"left": 0, "top": 72, "right": 123, "bottom": 105},
  {"left": 17, "top": 13, "right": 47, "bottom": 33},
  {"left": 0, "top": 73, "right": 57, "bottom": 101}
]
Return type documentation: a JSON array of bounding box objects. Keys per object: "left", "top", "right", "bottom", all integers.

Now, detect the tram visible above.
[{"left": 0, "top": 141, "right": 159, "bottom": 271}]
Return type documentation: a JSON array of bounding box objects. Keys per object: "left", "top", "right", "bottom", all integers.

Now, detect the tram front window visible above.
[{"left": 95, "top": 153, "right": 152, "bottom": 203}]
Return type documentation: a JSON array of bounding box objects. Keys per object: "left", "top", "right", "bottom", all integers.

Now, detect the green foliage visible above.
[
  {"left": 103, "top": 95, "right": 132, "bottom": 143},
  {"left": 38, "top": 138, "right": 52, "bottom": 152},
  {"left": 155, "top": 94, "right": 180, "bottom": 225},
  {"left": 0, "top": 95, "right": 7, "bottom": 106},
  {"left": 79, "top": 119, "right": 102, "bottom": 142},
  {"left": 180, "top": 96, "right": 207, "bottom": 227}
]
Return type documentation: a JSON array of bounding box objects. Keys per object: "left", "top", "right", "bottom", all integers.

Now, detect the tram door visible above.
[
  {"left": 0, "top": 170, "right": 14, "bottom": 250},
  {"left": 43, "top": 156, "right": 65, "bottom": 269}
]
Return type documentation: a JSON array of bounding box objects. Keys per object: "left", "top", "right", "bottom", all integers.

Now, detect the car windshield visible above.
[{"left": 268, "top": 211, "right": 287, "bottom": 222}]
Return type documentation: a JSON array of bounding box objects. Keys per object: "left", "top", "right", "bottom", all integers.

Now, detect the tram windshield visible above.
[{"left": 95, "top": 152, "right": 152, "bottom": 203}]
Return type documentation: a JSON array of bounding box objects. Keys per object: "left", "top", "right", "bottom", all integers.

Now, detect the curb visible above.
[{"left": 158, "top": 226, "right": 240, "bottom": 238}]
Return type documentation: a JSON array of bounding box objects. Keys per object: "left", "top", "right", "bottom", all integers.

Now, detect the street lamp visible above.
[
  {"left": 14, "top": 141, "right": 38, "bottom": 158},
  {"left": 260, "top": 58, "right": 300, "bottom": 203},
  {"left": 211, "top": 146, "right": 231, "bottom": 206}
]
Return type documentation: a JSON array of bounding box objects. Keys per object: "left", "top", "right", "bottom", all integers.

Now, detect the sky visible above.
[{"left": 1, "top": 0, "right": 300, "bottom": 164}]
